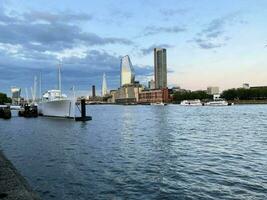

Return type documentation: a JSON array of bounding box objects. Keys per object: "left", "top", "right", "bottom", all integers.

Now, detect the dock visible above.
[{"left": 0, "top": 151, "right": 41, "bottom": 200}]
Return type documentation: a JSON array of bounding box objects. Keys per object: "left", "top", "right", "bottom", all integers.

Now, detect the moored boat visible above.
[
  {"left": 180, "top": 99, "right": 202, "bottom": 106},
  {"left": 38, "top": 63, "right": 76, "bottom": 118},
  {"left": 38, "top": 90, "right": 75, "bottom": 118},
  {"left": 204, "top": 99, "right": 231, "bottom": 106},
  {"left": 150, "top": 102, "right": 167, "bottom": 106}
]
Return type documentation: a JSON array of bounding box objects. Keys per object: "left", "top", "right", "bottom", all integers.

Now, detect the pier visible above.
[
  {"left": 0, "top": 106, "right": 11, "bottom": 119},
  {"left": 0, "top": 151, "right": 41, "bottom": 200}
]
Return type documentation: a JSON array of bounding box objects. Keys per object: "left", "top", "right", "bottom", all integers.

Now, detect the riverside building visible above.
[
  {"left": 139, "top": 88, "right": 170, "bottom": 104},
  {"left": 148, "top": 80, "right": 155, "bottom": 89},
  {"left": 102, "top": 73, "right": 108, "bottom": 97},
  {"left": 207, "top": 86, "right": 220, "bottom": 95},
  {"left": 11, "top": 87, "right": 21, "bottom": 105},
  {"left": 154, "top": 48, "right": 167, "bottom": 89},
  {"left": 111, "top": 56, "right": 143, "bottom": 104},
  {"left": 120, "top": 55, "right": 135, "bottom": 86}
]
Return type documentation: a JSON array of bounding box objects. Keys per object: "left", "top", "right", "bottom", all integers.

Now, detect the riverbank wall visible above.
[
  {"left": 0, "top": 151, "right": 41, "bottom": 200},
  {"left": 229, "top": 100, "right": 267, "bottom": 104}
]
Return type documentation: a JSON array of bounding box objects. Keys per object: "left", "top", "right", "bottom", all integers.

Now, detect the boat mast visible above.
[
  {"left": 58, "top": 61, "right": 62, "bottom": 97},
  {"left": 25, "top": 88, "right": 29, "bottom": 104},
  {"left": 39, "top": 72, "right": 42, "bottom": 101},
  {"left": 31, "top": 76, "right": 38, "bottom": 103}
]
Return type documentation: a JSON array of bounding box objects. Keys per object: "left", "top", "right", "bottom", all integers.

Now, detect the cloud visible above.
[
  {"left": 193, "top": 39, "right": 225, "bottom": 49},
  {"left": 23, "top": 11, "right": 93, "bottom": 23},
  {"left": 140, "top": 44, "right": 174, "bottom": 56},
  {"left": 0, "top": 8, "right": 133, "bottom": 54},
  {"left": 160, "top": 8, "right": 188, "bottom": 17},
  {"left": 0, "top": 46, "right": 153, "bottom": 94},
  {"left": 192, "top": 12, "right": 244, "bottom": 50},
  {"left": 0, "top": 7, "right": 137, "bottom": 94},
  {"left": 109, "top": 9, "right": 133, "bottom": 19},
  {"left": 0, "top": 22, "right": 132, "bottom": 53},
  {"left": 143, "top": 25, "right": 186, "bottom": 36}
]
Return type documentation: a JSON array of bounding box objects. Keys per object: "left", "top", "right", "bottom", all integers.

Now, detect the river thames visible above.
[{"left": 0, "top": 105, "right": 267, "bottom": 200}]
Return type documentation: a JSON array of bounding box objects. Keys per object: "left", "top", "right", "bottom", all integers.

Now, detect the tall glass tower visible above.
[
  {"left": 154, "top": 48, "right": 167, "bottom": 89},
  {"left": 102, "top": 73, "right": 108, "bottom": 96},
  {"left": 120, "top": 55, "right": 135, "bottom": 86}
]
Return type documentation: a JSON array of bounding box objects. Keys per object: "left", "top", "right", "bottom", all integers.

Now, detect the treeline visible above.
[
  {"left": 172, "top": 91, "right": 212, "bottom": 102},
  {"left": 0, "top": 92, "right": 12, "bottom": 104},
  {"left": 221, "top": 88, "right": 267, "bottom": 100}
]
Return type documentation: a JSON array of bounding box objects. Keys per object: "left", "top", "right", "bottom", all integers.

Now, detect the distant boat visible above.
[
  {"left": 38, "top": 63, "right": 76, "bottom": 118},
  {"left": 204, "top": 99, "right": 231, "bottom": 106},
  {"left": 180, "top": 99, "right": 202, "bottom": 106},
  {"left": 150, "top": 102, "right": 167, "bottom": 106}
]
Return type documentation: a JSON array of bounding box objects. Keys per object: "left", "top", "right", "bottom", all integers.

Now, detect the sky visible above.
[{"left": 0, "top": 0, "right": 267, "bottom": 96}]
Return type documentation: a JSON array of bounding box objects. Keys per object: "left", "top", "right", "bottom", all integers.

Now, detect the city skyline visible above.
[{"left": 1, "top": 0, "right": 267, "bottom": 96}]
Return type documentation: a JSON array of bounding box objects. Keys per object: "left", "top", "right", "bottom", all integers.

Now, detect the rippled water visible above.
[{"left": 0, "top": 105, "right": 267, "bottom": 199}]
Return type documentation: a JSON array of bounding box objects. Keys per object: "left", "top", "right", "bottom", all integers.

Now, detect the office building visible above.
[
  {"left": 207, "top": 86, "right": 220, "bottom": 95},
  {"left": 243, "top": 83, "right": 250, "bottom": 89},
  {"left": 148, "top": 80, "right": 155, "bottom": 90},
  {"left": 92, "top": 85, "right": 96, "bottom": 97},
  {"left": 11, "top": 87, "right": 21, "bottom": 105},
  {"left": 139, "top": 88, "right": 170, "bottom": 104},
  {"left": 120, "top": 55, "right": 135, "bottom": 86},
  {"left": 114, "top": 82, "right": 143, "bottom": 104},
  {"left": 102, "top": 73, "right": 108, "bottom": 96},
  {"left": 154, "top": 48, "right": 167, "bottom": 89}
]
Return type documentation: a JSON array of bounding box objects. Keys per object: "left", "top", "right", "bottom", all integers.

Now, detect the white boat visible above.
[
  {"left": 204, "top": 100, "right": 229, "bottom": 106},
  {"left": 38, "top": 63, "right": 76, "bottom": 118},
  {"left": 150, "top": 102, "right": 167, "bottom": 106},
  {"left": 180, "top": 99, "right": 202, "bottom": 106},
  {"left": 39, "top": 90, "right": 75, "bottom": 118}
]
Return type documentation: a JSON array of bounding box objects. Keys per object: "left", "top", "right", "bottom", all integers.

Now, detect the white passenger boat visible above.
[
  {"left": 38, "top": 63, "right": 76, "bottom": 118},
  {"left": 204, "top": 100, "right": 229, "bottom": 106},
  {"left": 150, "top": 102, "right": 167, "bottom": 106},
  {"left": 180, "top": 99, "right": 202, "bottom": 106}
]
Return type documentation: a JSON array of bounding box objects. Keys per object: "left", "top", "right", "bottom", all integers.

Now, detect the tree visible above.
[
  {"left": 0, "top": 92, "right": 12, "bottom": 104},
  {"left": 173, "top": 90, "right": 212, "bottom": 102},
  {"left": 221, "top": 88, "right": 267, "bottom": 100}
]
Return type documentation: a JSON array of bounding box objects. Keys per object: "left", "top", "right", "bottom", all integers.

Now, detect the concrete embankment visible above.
[
  {"left": 229, "top": 100, "right": 267, "bottom": 104},
  {"left": 0, "top": 151, "right": 41, "bottom": 200}
]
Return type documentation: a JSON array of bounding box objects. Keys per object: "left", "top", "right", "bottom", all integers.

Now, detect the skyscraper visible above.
[
  {"left": 120, "top": 55, "right": 135, "bottom": 86},
  {"left": 154, "top": 48, "right": 167, "bottom": 89},
  {"left": 92, "top": 85, "right": 96, "bottom": 97},
  {"left": 102, "top": 73, "right": 108, "bottom": 96}
]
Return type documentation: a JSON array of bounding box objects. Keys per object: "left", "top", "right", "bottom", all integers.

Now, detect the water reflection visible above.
[{"left": 0, "top": 105, "right": 267, "bottom": 200}]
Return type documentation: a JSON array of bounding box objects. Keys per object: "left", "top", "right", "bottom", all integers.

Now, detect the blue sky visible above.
[{"left": 0, "top": 0, "right": 267, "bottom": 96}]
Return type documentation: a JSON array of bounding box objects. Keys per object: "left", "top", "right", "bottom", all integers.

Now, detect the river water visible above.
[{"left": 0, "top": 105, "right": 267, "bottom": 200}]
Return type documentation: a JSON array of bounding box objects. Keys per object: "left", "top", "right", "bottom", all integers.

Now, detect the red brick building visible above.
[{"left": 138, "top": 88, "right": 170, "bottom": 104}]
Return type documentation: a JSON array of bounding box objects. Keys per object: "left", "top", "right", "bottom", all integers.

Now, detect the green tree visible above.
[
  {"left": 173, "top": 90, "right": 212, "bottom": 102},
  {"left": 221, "top": 88, "right": 267, "bottom": 100},
  {"left": 0, "top": 92, "right": 12, "bottom": 104}
]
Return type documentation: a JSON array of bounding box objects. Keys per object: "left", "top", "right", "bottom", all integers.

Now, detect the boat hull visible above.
[
  {"left": 39, "top": 99, "right": 75, "bottom": 118},
  {"left": 180, "top": 100, "right": 202, "bottom": 106},
  {"left": 204, "top": 101, "right": 229, "bottom": 106}
]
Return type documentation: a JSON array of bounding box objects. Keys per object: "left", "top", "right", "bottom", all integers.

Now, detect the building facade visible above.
[
  {"left": 139, "top": 88, "right": 169, "bottom": 104},
  {"left": 102, "top": 73, "right": 108, "bottom": 96},
  {"left": 207, "top": 86, "right": 220, "bottom": 95},
  {"left": 148, "top": 80, "right": 155, "bottom": 90},
  {"left": 92, "top": 85, "right": 96, "bottom": 97},
  {"left": 11, "top": 87, "right": 21, "bottom": 105},
  {"left": 114, "top": 83, "right": 143, "bottom": 104},
  {"left": 154, "top": 48, "right": 167, "bottom": 89},
  {"left": 120, "top": 55, "right": 135, "bottom": 86},
  {"left": 243, "top": 83, "right": 250, "bottom": 89}
]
